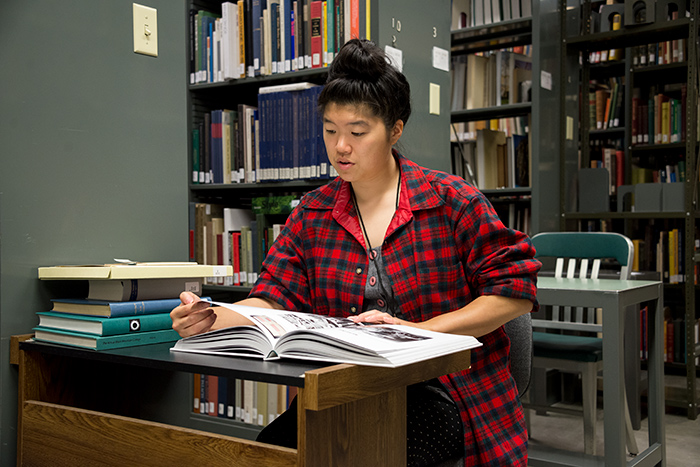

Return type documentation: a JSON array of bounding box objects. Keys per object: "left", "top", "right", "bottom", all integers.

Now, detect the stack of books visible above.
[{"left": 34, "top": 262, "right": 231, "bottom": 350}]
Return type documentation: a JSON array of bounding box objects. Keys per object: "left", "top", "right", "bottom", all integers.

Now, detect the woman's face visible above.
[{"left": 322, "top": 102, "right": 402, "bottom": 183}]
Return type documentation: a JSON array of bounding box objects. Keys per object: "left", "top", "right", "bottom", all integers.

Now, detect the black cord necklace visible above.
[{"left": 350, "top": 167, "right": 401, "bottom": 314}]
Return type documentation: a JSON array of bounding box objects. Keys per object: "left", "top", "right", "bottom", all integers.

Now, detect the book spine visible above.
[{"left": 99, "top": 313, "right": 175, "bottom": 336}]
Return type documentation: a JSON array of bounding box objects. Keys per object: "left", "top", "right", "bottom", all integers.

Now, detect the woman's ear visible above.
[{"left": 390, "top": 120, "right": 404, "bottom": 144}]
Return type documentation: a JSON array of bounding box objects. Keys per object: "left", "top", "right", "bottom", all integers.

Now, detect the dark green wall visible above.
[{"left": 0, "top": 1, "right": 189, "bottom": 463}]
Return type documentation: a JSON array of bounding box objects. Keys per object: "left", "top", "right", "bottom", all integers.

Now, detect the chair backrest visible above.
[
  {"left": 531, "top": 232, "right": 634, "bottom": 332},
  {"left": 504, "top": 313, "right": 532, "bottom": 397},
  {"left": 531, "top": 232, "right": 633, "bottom": 280}
]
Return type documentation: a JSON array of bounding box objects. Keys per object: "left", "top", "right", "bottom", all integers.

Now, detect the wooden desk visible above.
[
  {"left": 13, "top": 337, "right": 471, "bottom": 467},
  {"left": 529, "top": 277, "right": 665, "bottom": 467}
]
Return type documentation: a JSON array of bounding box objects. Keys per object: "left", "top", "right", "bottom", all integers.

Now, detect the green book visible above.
[
  {"left": 33, "top": 326, "right": 180, "bottom": 351},
  {"left": 36, "top": 311, "right": 174, "bottom": 336}
]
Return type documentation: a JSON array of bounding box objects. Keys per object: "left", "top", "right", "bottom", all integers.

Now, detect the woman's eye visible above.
[
  {"left": 325, "top": 129, "right": 336, "bottom": 134},
  {"left": 352, "top": 132, "right": 364, "bottom": 137}
]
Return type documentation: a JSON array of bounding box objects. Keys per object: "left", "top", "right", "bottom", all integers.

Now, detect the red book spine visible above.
[
  {"left": 310, "top": 1, "right": 323, "bottom": 68},
  {"left": 232, "top": 232, "right": 241, "bottom": 286}
]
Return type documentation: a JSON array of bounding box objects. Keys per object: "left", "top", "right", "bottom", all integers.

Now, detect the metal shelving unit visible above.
[{"left": 559, "top": 0, "right": 699, "bottom": 419}]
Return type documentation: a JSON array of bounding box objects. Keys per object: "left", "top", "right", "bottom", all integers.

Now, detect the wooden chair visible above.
[{"left": 524, "top": 231, "right": 639, "bottom": 456}]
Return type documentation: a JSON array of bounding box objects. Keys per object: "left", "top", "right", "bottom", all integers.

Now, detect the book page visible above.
[{"left": 208, "top": 300, "right": 362, "bottom": 341}]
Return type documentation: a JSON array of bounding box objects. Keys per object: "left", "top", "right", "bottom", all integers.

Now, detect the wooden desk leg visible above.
[{"left": 297, "top": 387, "right": 406, "bottom": 467}]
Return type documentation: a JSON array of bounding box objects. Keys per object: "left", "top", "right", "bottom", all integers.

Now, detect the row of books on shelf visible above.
[
  {"left": 451, "top": 49, "right": 532, "bottom": 112},
  {"left": 191, "top": 204, "right": 289, "bottom": 287},
  {"left": 193, "top": 83, "right": 334, "bottom": 185},
  {"left": 194, "top": 374, "right": 295, "bottom": 426},
  {"left": 589, "top": 78, "right": 624, "bottom": 131},
  {"left": 452, "top": 128, "right": 530, "bottom": 190},
  {"left": 638, "top": 306, "right": 700, "bottom": 365},
  {"left": 450, "top": 0, "right": 533, "bottom": 30},
  {"left": 630, "top": 37, "right": 687, "bottom": 67},
  {"left": 631, "top": 84, "right": 688, "bottom": 146},
  {"left": 630, "top": 160, "right": 687, "bottom": 184},
  {"left": 632, "top": 226, "right": 699, "bottom": 284},
  {"left": 191, "top": 0, "right": 367, "bottom": 84}
]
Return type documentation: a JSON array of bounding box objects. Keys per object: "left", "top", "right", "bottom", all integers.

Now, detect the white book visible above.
[{"left": 171, "top": 301, "right": 482, "bottom": 368}]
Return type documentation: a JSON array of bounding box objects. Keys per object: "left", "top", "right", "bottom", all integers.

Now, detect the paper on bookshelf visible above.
[
  {"left": 38, "top": 262, "right": 232, "bottom": 280},
  {"left": 171, "top": 301, "right": 482, "bottom": 368}
]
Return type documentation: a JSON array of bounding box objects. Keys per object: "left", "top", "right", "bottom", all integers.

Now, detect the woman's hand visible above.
[
  {"left": 170, "top": 291, "right": 217, "bottom": 337},
  {"left": 349, "top": 309, "right": 419, "bottom": 327}
]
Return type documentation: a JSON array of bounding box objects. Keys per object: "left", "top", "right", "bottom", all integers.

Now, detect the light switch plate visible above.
[
  {"left": 429, "top": 83, "right": 440, "bottom": 115},
  {"left": 133, "top": 3, "right": 158, "bottom": 57}
]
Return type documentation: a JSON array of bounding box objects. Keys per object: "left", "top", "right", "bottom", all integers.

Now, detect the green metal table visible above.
[{"left": 528, "top": 277, "right": 665, "bottom": 467}]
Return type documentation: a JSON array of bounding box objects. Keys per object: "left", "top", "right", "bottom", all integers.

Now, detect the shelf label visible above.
[{"left": 541, "top": 70, "right": 552, "bottom": 91}]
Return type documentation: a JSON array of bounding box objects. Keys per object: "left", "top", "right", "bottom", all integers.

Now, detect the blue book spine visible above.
[
  {"left": 252, "top": 0, "right": 262, "bottom": 76},
  {"left": 212, "top": 110, "right": 224, "bottom": 183},
  {"left": 218, "top": 377, "right": 228, "bottom": 417},
  {"left": 283, "top": 0, "right": 292, "bottom": 71},
  {"left": 271, "top": 4, "right": 279, "bottom": 73},
  {"left": 50, "top": 297, "right": 210, "bottom": 318}
]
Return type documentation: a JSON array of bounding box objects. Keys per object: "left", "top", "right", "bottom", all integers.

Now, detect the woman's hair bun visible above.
[
  {"left": 327, "top": 39, "right": 386, "bottom": 82},
  {"left": 318, "top": 38, "right": 412, "bottom": 129}
]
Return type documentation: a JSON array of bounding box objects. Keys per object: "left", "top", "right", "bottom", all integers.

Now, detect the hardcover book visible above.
[
  {"left": 38, "top": 262, "right": 232, "bottom": 280},
  {"left": 87, "top": 277, "right": 202, "bottom": 302},
  {"left": 171, "top": 301, "right": 482, "bottom": 368},
  {"left": 49, "top": 297, "right": 202, "bottom": 318},
  {"left": 36, "top": 311, "right": 175, "bottom": 336},
  {"left": 33, "top": 327, "right": 180, "bottom": 351}
]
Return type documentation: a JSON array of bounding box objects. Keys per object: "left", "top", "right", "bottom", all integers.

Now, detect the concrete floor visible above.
[{"left": 527, "top": 376, "right": 700, "bottom": 466}]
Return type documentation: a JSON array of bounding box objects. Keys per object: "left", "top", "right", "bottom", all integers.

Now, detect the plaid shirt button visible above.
[
  {"left": 356, "top": 267, "right": 362, "bottom": 274},
  {"left": 350, "top": 307, "right": 357, "bottom": 313}
]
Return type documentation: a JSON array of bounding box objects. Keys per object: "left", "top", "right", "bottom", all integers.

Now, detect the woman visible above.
[{"left": 172, "top": 39, "right": 540, "bottom": 466}]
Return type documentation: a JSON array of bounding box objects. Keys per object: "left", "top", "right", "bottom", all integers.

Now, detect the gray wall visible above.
[
  {"left": 0, "top": 0, "right": 189, "bottom": 463},
  {"left": 375, "top": 0, "right": 452, "bottom": 173}
]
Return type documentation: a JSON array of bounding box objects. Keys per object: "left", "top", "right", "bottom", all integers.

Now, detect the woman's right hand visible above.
[{"left": 170, "top": 291, "right": 217, "bottom": 337}]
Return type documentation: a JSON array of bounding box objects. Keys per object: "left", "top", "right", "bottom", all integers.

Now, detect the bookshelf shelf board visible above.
[
  {"left": 589, "top": 60, "right": 626, "bottom": 79},
  {"left": 189, "top": 412, "right": 262, "bottom": 436},
  {"left": 190, "top": 180, "right": 328, "bottom": 196},
  {"left": 589, "top": 127, "right": 624, "bottom": 137},
  {"left": 451, "top": 18, "right": 532, "bottom": 55},
  {"left": 630, "top": 142, "right": 689, "bottom": 154},
  {"left": 189, "top": 68, "right": 328, "bottom": 92},
  {"left": 203, "top": 284, "right": 252, "bottom": 294},
  {"left": 451, "top": 103, "right": 531, "bottom": 123},
  {"left": 564, "top": 211, "right": 688, "bottom": 220},
  {"left": 480, "top": 187, "right": 532, "bottom": 198},
  {"left": 632, "top": 61, "right": 688, "bottom": 81},
  {"left": 566, "top": 18, "right": 690, "bottom": 52}
]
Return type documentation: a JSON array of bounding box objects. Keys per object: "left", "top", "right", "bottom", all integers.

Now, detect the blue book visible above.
[
  {"left": 211, "top": 109, "right": 224, "bottom": 183},
  {"left": 252, "top": 0, "right": 262, "bottom": 76},
  {"left": 49, "top": 297, "right": 210, "bottom": 318},
  {"left": 36, "top": 311, "right": 175, "bottom": 336},
  {"left": 33, "top": 326, "right": 180, "bottom": 351}
]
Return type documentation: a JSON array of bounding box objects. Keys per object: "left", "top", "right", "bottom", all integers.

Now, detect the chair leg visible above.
[{"left": 581, "top": 364, "right": 597, "bottom": 456}]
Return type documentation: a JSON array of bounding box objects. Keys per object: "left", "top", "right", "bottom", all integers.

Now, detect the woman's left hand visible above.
[{"left": 349, "top": 309, "right": 418, "bottom": 327}]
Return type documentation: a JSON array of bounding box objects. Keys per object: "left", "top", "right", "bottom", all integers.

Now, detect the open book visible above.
[{"left": 170, "top": 301, "right": 482, "bottom": 368}]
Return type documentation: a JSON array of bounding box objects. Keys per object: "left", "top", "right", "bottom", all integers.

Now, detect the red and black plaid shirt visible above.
[{"left": 251, "top": 152, "right": 540, "bottom": 465}]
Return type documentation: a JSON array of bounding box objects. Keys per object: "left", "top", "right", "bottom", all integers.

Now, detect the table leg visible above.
[
  {"left": 647, "top": 286, "right": 666, "bottom": 466},
  {"left": 602, "top": 295, "right": 627, "bottom": 466}
]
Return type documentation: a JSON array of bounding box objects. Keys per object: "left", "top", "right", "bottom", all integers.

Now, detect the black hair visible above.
[{"left": 318, "top": 39, "right": 412, "bottom": 131}]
